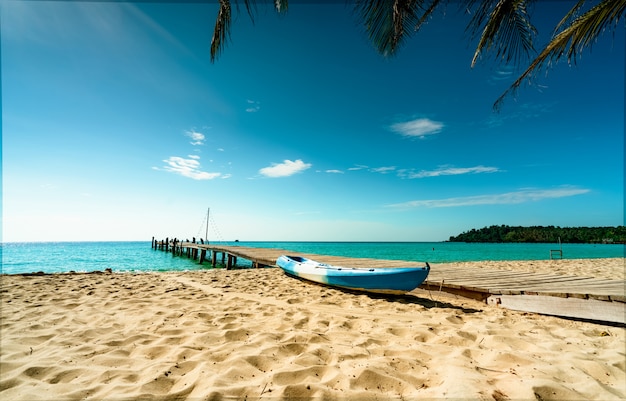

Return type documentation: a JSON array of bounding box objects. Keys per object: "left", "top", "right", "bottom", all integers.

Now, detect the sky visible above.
[{"left": 2, "top": 1, "right": 624, "bottom": 242}]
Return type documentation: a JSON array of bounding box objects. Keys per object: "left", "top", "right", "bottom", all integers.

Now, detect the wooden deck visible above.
[
  {"left": 422, "top": 263, "right": 625, "bottom": 324},
  {"left": 153, "top": 240, "right": 625, "bottom": 324}
]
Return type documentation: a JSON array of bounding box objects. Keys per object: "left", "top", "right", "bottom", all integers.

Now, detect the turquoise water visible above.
[{"left": 1, "top": 241, "right": 624, "bottom": 275}]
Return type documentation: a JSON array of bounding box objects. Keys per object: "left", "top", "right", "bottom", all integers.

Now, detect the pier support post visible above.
[
  {"left": 212, "top": 252, "right": 217, "bottom": 267},
  {"left": 199, "top": 249, "right": 206, "bottom": 264}
]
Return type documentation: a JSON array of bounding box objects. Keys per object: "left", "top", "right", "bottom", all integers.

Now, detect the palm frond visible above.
[
  {"left": 465, "top": 0, "right": 497, "bottom": 34},
  {"left": 553, "top": 0, "right": 586, "bottom": 34},
  {"left": 242, "top": 0, "right": 257, "bottom": 24},
  {"left": 210, "top": 0, "right": 287, "bottom": 62},
  {"left": 415, "top": 0, "right": 443, "bottom": 31},
  {"left": 355, "top": 0, "right": 431, "bottom": 56},
  {"left": 561, "top": 0, "right": 626, "bottom": 62},
  {"left": 469, "top": 0, "right": 537, "bottom": 67},
  {"left": 211, "top": 0, "right": 232, "bottom": 62},
  {"left": 275, "top": 0, "right": 289, "bottom": 13},
  {"left": 494, "top": 0, "right": 626, "bottom": 110}
]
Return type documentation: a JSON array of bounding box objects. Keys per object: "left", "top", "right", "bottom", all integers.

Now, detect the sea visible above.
[{"left": 1, "top": 241, "right": 624, "bottom": 275}]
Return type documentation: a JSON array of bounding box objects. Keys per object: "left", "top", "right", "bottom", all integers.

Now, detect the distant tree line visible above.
[{"left": 449, "top": 225, "right": 626, "bottom": 244}]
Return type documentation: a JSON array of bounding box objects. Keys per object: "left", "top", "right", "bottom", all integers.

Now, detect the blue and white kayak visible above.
[{"left": 276, "top": 255, "right": 430, "bottom": 295}]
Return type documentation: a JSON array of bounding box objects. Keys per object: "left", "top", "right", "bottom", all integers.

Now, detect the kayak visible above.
[{"left": 276, "top": 255, "right": 430, "bottom": 295}]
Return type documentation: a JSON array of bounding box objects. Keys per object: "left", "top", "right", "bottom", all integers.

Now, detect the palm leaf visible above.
[
  {"left": 354, "top": 0, "right": 433, "bottom": 56},
  {"left": 494, "top": 0, "right": 626, "bottom": 110},
  {"left": 415, "top": 0, "right": 443, "bottom": 31},
  {"left": 211, "top": 0, "right": 232, "bottom": 62},
  {"left": 210, "top": 0, "right": 288, "bottom": 62},
  {"left": 275, "top": 0, "right": 289, "bottom": 13},
  {"left": 553, "top": 0, "right": 586, "bottom": 34},
  {"left": 467, "top": 0, "right": 537, "bottom": 67}
]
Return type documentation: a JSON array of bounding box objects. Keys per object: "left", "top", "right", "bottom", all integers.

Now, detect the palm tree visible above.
[{"left": 209, "top": 0, "right": 625, "bottom": 110}]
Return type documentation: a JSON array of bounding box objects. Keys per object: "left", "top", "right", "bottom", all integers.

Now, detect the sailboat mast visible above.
[{"left": 205, "top": 208, "right": 210, "bottom": 243}]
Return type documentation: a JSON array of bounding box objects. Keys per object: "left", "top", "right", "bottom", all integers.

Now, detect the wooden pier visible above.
[
  {"left": 152, "top": 239, "right": 625, "bottom": 324},
  {"left": 151, "top": 238, "right": 426, "bottom": 270}
]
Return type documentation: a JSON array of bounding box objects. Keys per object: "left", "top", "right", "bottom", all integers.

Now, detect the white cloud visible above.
[
  {"left": 348, "top": 165, "right": 368, "bottom": 171},
  {"left": 387, "top": 187, "right": 591, "bottom": 209},
  {"left": 159, "top": 155, "right": 221, "bottom": 180},
  {"left": 246, "top": 99, "right": 261, "bottom": 113},
  {"left": 259, "top": 159, "right": 312, "bottom": 178},
  {"left": 390, "top": 118, "right": 443, "bottom": 138},
  {"left": 186, "top": 130, "right": 205, "bottom": 146},
  {"left": 405, "top": 165, "right": 501, "bottom": 178},
  {"left": 371, "top": 166, "right": 396, "bottom": 174},
  {"left": 325, "top": 169, "right": 344, "bottom": 174}
]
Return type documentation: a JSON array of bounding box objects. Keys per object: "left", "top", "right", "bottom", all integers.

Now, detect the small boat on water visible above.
[{"left": 276, "top": 255, "right": 430, "bottom": 295}]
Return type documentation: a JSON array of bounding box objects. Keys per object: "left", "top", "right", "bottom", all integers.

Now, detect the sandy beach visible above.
[{"left": 1, "top": 258, "right": 624, "bottom": 400}]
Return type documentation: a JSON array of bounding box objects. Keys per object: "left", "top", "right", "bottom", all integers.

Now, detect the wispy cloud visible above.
[
  {"left": 246, "top": 99, "right": 261, "bottom": 113},
  {"left": 400, "top": 165, "right": 501, "bottom": 179},
  {"left": 371, "top": 166, "right": 396, "bottom": 174},
  {"left": 387, "top": 187, "right": 590, "bottom": 209},
  {"left": 348, "top": 165, "right": 368, "bottom": 171},
  {"left": 488, "top": 66, "right": 515, "bottom": 85},
  {"left": 259, "top": 159, "right": 312, "bottom": 178},
  {"left": 323, "top": 169, "right": 344, "bottom": 174},
  {"left": 390, "top": 118, "right": 443, "bottom": 138},
  {"left": 293, "top": 210, "right": 321, "bottom": 216},
  {"left": 484, "top": 102, "right": 556, "bottom": 128},
  {"left": 156, "top": 156, "right": 221, "bottom": 180},
  {"left": 186, "top": 130, "right": 205, "bottom": 146}
]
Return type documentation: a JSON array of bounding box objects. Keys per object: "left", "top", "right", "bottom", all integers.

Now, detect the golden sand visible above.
[{"left": 1, "top": 259, "right": 624, "bottom": 400}]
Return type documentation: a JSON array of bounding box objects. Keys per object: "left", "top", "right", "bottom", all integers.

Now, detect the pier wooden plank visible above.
[
  {"left": 440, "top": 277, "right": 609, "bottom": 291},
  {"left": 487, "top": 294, "right": 625, "bottom": 324}
]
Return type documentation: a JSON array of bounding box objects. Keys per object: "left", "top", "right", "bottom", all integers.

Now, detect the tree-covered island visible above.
[{"left": 449, "top": 225, "right": 626, "bottom": 244}]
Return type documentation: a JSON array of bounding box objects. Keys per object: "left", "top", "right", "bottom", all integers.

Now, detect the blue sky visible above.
[{"left": 2, "top": 1, "right": 624, "bottom": 242}]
